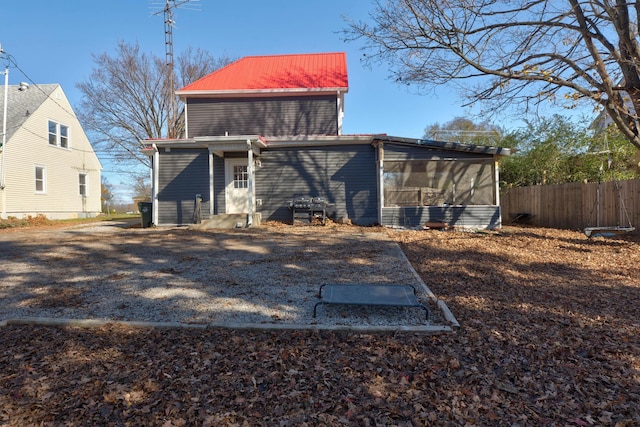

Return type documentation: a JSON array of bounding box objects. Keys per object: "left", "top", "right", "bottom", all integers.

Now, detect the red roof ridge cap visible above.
[{"left": 242, "top": 51, "right": 345, "bottom": 58}]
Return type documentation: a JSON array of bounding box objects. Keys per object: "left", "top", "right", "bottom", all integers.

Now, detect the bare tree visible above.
[
  {"left": 132, "top": 177, "right": 152, "bottom": 201},
  {"left": 77, "top": 41, "right": 231, "bottom": 170},
  {"left": 345, "top": 0, "right": 640, "bottom": 149},
  {"left": 101, "top": 177, "right": 115, "bottom": 214}
]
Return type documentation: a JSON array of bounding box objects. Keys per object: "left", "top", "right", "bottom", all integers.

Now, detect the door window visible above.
[{"left": 233, "top": 165, "right": 248, "bottom": 189}]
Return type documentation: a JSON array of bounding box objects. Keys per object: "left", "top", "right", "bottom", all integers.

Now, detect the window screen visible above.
[{"left": 383, "top": 159, "right": 494, "bottom": 206}]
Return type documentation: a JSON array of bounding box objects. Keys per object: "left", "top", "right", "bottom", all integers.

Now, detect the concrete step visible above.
[{"left": 189, "top": 213, "right": 261, "bottom": 230}]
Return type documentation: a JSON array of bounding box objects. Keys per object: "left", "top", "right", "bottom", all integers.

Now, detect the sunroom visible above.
[{"left": 374, "top": 136, "right": 510, "bottom": 229}]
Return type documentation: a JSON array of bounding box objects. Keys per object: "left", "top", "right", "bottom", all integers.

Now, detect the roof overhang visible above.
[
  {"left": 143, "top": 134, "right": 511, "bottom": 156},
  {"left": 373, "top": 135, "right": 512, "bottom": 157},
  {"left": 141, "top": 135, "right": 267, "bottom": 157},
  {"left": 177, "top": 87, "right": 348, "bottom": 99},
  {"left": 264, "top": 134, "right": 374, "bottom": 148}
]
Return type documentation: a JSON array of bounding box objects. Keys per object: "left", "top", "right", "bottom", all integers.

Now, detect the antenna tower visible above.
[{"left": 153, "top": 0, "right": 194, "bottom": 138}]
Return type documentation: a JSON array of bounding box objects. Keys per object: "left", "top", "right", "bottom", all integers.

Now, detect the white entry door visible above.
[{"left": 225, "top": 158, "right": 249, "bottom": 213}]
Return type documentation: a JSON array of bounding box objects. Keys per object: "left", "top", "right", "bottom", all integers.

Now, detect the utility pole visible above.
[
  {"left": 153, "top": 0, "right": 193, "bottom": 139},
  {"left": 1, "top": 43, "right": 9, "bottom": 219}
]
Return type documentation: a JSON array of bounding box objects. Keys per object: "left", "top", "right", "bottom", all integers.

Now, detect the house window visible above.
[
  {"left": 60, "top": 125, "right": 69, "bottom": 148},
  {"left": 35, "top": 166, "right": 46, "bottom": 193},
  {"left": 233, "top": 165, "right": 248, "bottom": 189},
  {"left": 79, "top": 173, "right": 87, "bottom": 196},
  {"left": 48, "top": 120, "right": 70, "bottom": 148},
  {"left": 48, "top": 121, "right": 57, "bottom": 145}
]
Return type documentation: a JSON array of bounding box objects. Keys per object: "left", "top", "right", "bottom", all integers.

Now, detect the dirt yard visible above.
[
  {"left": 1, "top": 223, "right": 639, "bottom": 426},
  {"left": 0, "top": 221, "right": 438, "bottom": 328}
]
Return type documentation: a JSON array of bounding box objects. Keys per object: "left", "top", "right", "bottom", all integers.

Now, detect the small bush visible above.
[{"left": 0, "top": 214, "right": 52, "bottom": 230}]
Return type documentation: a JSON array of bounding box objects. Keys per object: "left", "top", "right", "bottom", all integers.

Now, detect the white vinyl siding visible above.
[{"left": 3, "top": 85, "right": 102, "bottom": 219}]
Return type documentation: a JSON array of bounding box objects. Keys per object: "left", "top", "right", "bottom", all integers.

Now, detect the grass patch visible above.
[{"left": 0, "top": 213, "right": 138, "bottom": 230}]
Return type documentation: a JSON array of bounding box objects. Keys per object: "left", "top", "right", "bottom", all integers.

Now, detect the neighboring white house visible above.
[{"left": 0, "top": 84, "right": 102, "bottom": 220}]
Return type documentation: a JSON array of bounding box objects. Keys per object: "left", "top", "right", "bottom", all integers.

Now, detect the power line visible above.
[
  {"left": 2, "top": 52, "right": 145, "bottom": 170},
  {"left": 9, "top": 60, "right": 81, "bottom": 124}
]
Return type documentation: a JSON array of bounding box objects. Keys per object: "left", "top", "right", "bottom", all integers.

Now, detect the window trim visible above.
[
  {"left": 79, "top": 173, "right": 87, "bottom": 197},
  {"left": 35, "top": 165, "right": 47, "bottom": 194},
  {"left": 47, "top": 120, "right": 71, "bottom": 148},
  {"left": 60, "top": 124, "right": 69, "bottom": 148},
  {"left": 48, "top": 121, "right": 57, "bottom": 146}
]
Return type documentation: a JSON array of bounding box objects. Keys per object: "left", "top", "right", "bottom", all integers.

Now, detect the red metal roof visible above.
[{"left": 178, "top": 52, "right": 348, "bottom": 94}]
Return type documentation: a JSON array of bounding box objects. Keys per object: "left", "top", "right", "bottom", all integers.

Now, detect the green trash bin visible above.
[{"left": 138, "top": 202, "right": 153, "bottom": 228}]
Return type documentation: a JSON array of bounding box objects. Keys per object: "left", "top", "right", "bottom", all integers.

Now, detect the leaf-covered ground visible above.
[{"left": 1, "top": 226, "right": 639, "bottom": 426}]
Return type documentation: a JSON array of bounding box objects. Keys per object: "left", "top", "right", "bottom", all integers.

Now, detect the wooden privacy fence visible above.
[{"left": 500, "top": 179, "right": 640, "bottom": 231}]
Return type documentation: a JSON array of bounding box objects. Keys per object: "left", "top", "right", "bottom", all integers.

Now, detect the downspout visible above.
[
  {"left": 183, "top": 101, "right": 189, "bottom": 138},
  {"left": 336, "top": 91, "right": 344, "bottom": 135},
  {"left": 209, "top": 150, "right": 214, "bottom": 217},
  {"left": 377, "top": 141, "right": 384, "bottom": 225},
  {"left": 246, "top": 139, "right": 254, "bottom": 226},
  {"left": 152, "top": 144, "right": 159, "bottom": 226}
]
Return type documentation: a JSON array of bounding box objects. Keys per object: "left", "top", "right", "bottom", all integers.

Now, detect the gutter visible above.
[{"left": 176, "top": 87, "right": 349, "bottom": 99}]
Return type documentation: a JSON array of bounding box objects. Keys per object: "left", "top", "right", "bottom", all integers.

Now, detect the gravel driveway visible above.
[{"left": 0, "top": 222, "right": 449, "bottom": 331}]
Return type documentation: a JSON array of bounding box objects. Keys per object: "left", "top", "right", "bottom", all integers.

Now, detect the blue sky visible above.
[{"left": 0, "top": 1, "right": 490, "bottom": 200}]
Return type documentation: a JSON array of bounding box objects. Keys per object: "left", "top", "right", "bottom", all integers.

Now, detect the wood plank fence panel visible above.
[{"left": 501, "top": 179, "right": 639, "bottom": 232}]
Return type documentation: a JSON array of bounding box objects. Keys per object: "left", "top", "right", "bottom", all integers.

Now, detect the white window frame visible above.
[
  {"left": 79, "top": 173, "right": 87, "bottom": 196},
  {"left": 60, "top": 124, "right": 69, "bottom": 148},
  {"left": 48, "top": 121, "right": 57, "bottom": 146},
  {"left": 47, "top": 120, "right": 70, "bottom": 148},
  {"left": 35, "top": 165, "right": 47, "bottom": 194}
]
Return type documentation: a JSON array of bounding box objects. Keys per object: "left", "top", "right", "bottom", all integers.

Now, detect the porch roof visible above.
[
  {"left": 142, "top": 134, "right": 374, "bottom": 155},
  {"left": 373, "top": 135, "right": 512, "bottom": 157},
  {"left": 142, "top": 135, "right": 266, "bottom": 156},
  {"left": 142, "top": 134, "right": 511, "bottom": 156}
]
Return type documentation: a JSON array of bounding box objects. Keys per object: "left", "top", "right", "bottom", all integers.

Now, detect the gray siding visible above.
[
  {"left": 187, "top": 95, "right": 338, "bottom": 137},
  {"left": 157, "top": 148, "right": 210, "bottom": 226},
  {"left": 382, "top": 206, "right": 502, "bottom": 229},
  {"left": 154, "top": 142, "right": 501, "bottom": 228},
  {"left": 255, "top": 145, "right": 378, "bottom": 225}
]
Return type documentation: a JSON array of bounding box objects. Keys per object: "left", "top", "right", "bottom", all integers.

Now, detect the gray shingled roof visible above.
[
  {"left": 0, "top": 84, "right": 58, "bottom": 142},
  {"left": 374, "top": 134, "right": 512, "bottom": 156}
]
